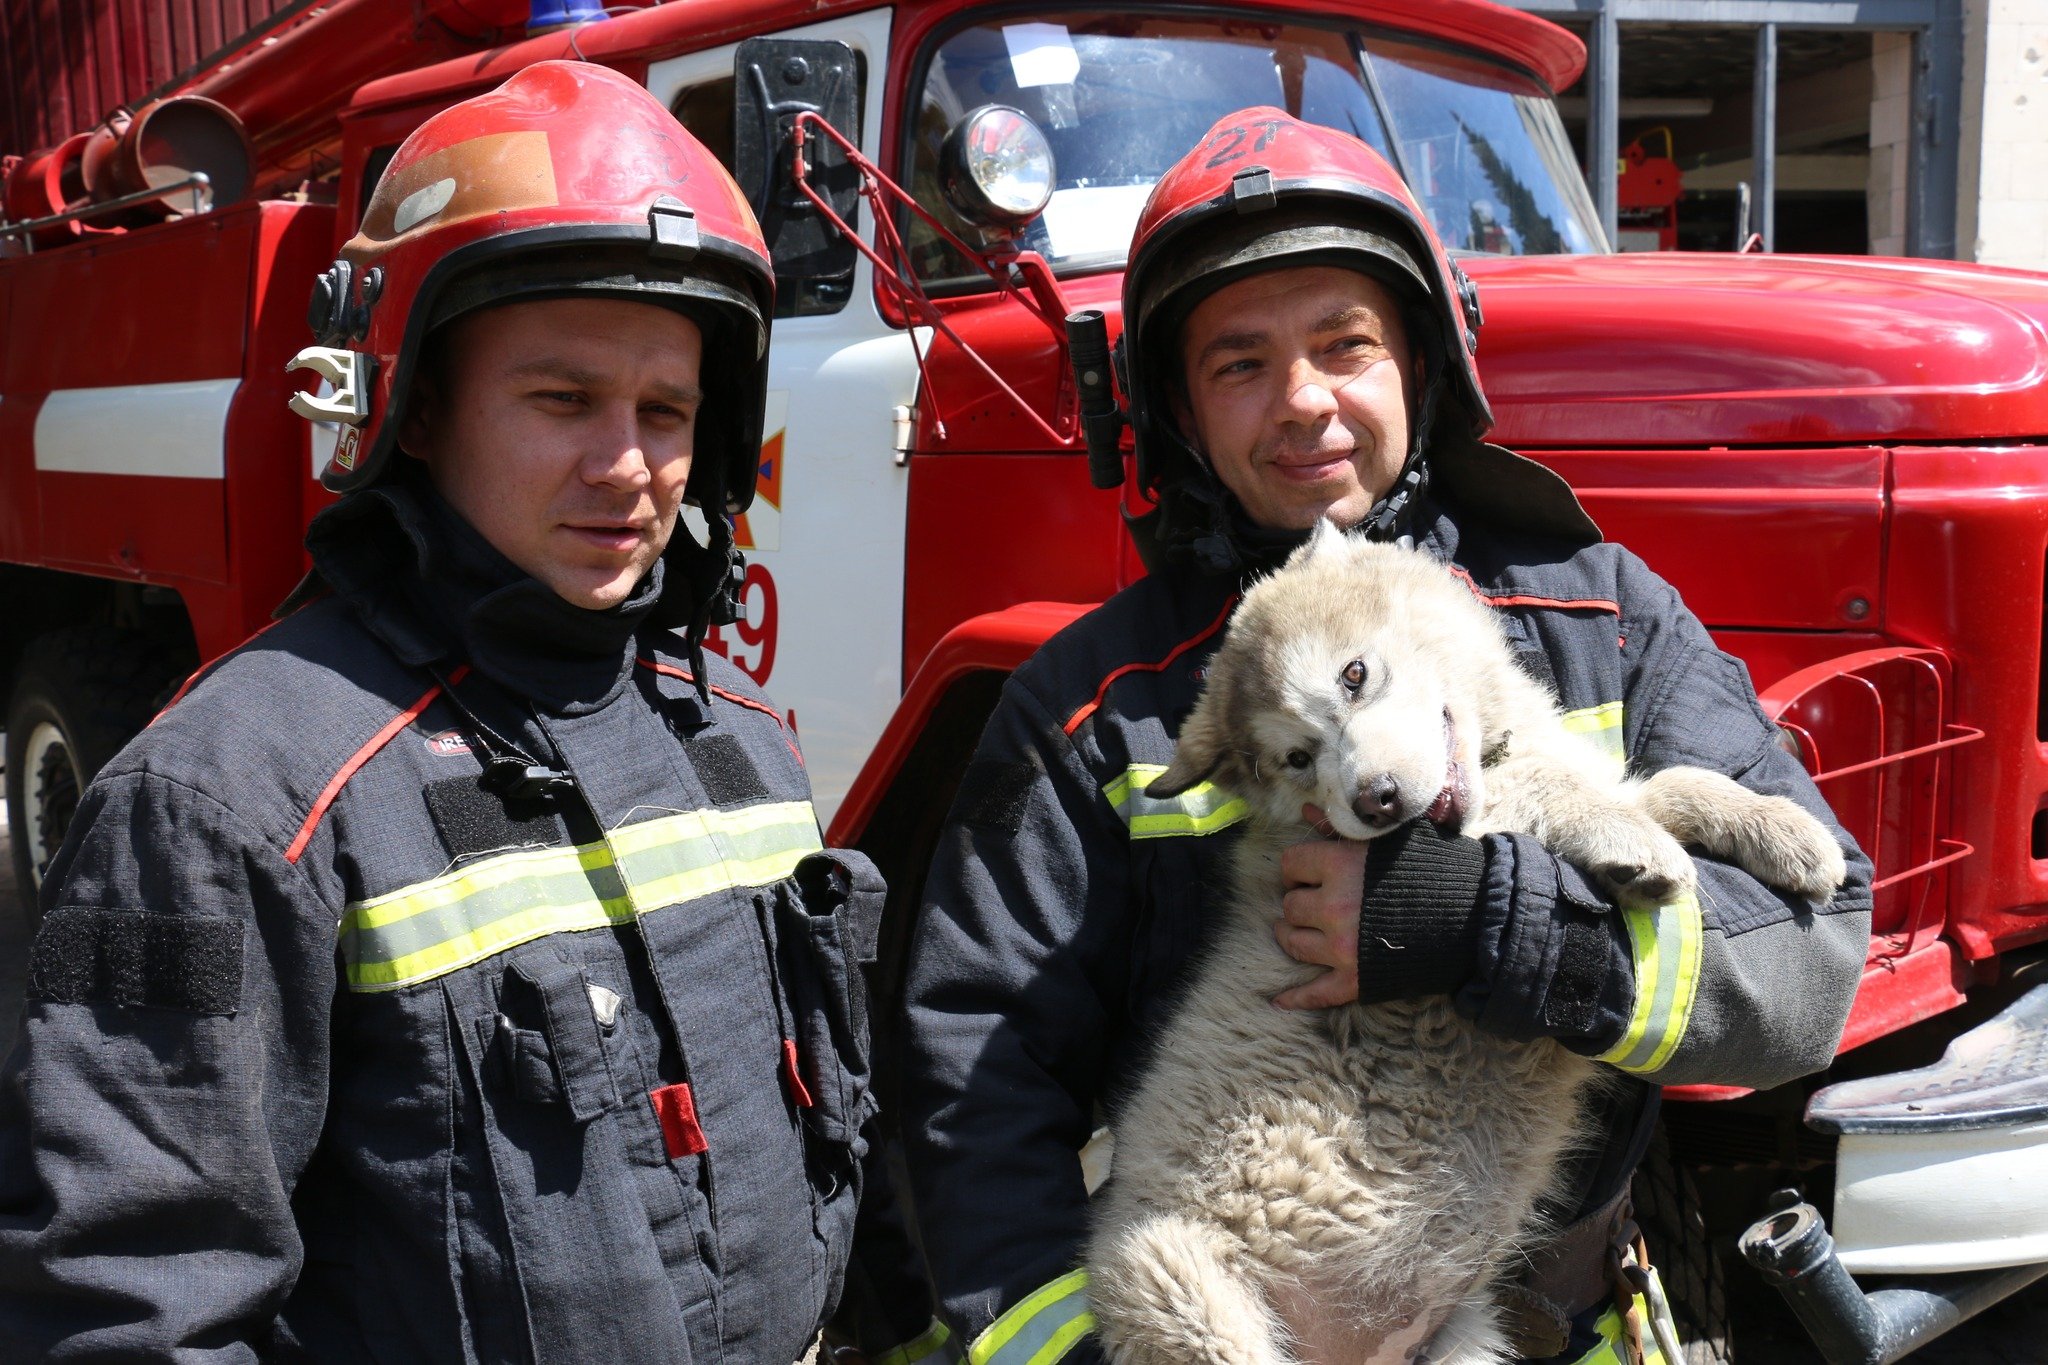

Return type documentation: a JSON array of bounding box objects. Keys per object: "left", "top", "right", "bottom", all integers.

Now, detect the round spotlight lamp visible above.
[{"left": 940, "top": 105, "right": 1055, "bottom": 230}]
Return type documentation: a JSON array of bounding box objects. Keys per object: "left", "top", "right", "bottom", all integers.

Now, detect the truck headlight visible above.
[{"left": 940, "top": 105, "right": 1055, "bottom": 230}]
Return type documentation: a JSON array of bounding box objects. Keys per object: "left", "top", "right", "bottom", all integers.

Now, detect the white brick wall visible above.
[
  {"left": 1869, "top": 32, "right": 1913, "bottom": 256},
  {"left": 1962, "top": 0, "right": 2048, "bottom": 267}
]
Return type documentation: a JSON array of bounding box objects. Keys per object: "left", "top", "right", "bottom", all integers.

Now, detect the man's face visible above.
[
  {"left": 402, "top": 296, "right": 704, "bottom": 611},
  {"left": 1175, "top": 265, "right": 1417, "bottom": 532}
]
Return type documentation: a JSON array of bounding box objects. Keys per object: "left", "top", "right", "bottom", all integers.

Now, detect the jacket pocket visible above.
[
  {"left": 761, "top": 849, "right": 884, "bottom": 1313},
  {"left": 765, "top": 850, "right": 885, "bottom": 1152},
  {"left": 447, "top": 951, "right": 699, "bottom": 1365}
]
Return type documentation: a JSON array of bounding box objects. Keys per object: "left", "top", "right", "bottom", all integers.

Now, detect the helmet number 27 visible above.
[{"left": 1203, "top": 118, "right": 1285, "bottom": 169}]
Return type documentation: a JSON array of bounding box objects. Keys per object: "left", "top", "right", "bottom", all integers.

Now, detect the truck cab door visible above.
[{"left": 649, "top": 9, "right": 917, "bottom": 822}]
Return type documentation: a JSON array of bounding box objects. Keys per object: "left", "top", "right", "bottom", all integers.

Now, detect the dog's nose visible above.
[{"left": 1352, "top": 776, "right": 1403, "bottom": 830}]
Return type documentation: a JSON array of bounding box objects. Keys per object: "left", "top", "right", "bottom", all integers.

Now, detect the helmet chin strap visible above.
[
  {"left": 678, "top": 482, "right": 747, "bottom": 706},
  {"left": 1356, "top": 363, "right": 1443, "bottom": 547}
]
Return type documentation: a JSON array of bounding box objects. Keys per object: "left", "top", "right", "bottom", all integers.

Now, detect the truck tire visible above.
[
  {"left": 1633, "top": 1126, "right": 1735, "bottom": 1365},
  {"left": 5, "top": 627, "right": 186, "bottom": 933}
]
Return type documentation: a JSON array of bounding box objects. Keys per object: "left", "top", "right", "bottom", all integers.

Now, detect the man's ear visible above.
[
  {"left": 1148, "top": 690, "right": 1233, "bottom": 798},
  {"left": 1169, "top": 388, "right": 1199, "bottom": 456},
  {"left": 397, "top": 381, "right": 434, "bottom": 462}
]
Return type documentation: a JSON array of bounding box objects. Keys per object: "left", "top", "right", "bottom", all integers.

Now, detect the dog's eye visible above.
[
  {"left": 1340, "top": 659, "right": 1369, "bottom": 693},
  {"left": 1285, "top": 749, "right": 1314, "bottom": 770}
]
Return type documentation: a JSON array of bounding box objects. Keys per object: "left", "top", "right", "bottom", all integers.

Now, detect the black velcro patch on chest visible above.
[
  {"left": 29, "top": 907, "right": 245, "bottom": 1015},
  {"left": 958, "top": 758, "right": 1037, "bottom": 836},
  {"left": 685, "top": 732, "right": 770, "bottom": 805},
  {"left": 424, "top": 776, "right": 569, "bottom": 861}
]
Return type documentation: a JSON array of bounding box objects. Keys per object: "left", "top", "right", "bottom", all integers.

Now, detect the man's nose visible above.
[
  {"left": 1279, "top": 359, "right": 1341, "bottom": 422},
  {"left": 585, "top": 407, "right": 653, "bottom": 488}
]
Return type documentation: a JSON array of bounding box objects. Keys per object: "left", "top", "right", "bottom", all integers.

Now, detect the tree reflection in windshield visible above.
[
  {"left": 1366, "top": 36, "right": 1600, "bottom": 256},
  {"left": 908, "top": 12, "right": 1604, "bottom": 287},
  {"left": 1455, "top": 116, "right": 1565, "bottom": 256}
]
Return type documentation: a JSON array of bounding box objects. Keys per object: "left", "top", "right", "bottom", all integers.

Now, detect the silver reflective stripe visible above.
[
  {"left": 339, "top": 800, "right": 821, "bottom": 991},
  {"left": 969, "top": 1269, "right": 1095, "bottom": 1365},
  {"left": 1595, "top": 893, "right": 1705, "bottom": 1075},
  {"left": 1102, "top": 764, "right": 1247, "bottom": 840}
]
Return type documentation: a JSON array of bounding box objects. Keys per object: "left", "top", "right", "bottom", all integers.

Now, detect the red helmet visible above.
[
  {"left": 289, "top": 61, "right": 774, "bottom": 624},
  {"left": 1117, "top": 108, "right": 1593, "bottom": 552}
]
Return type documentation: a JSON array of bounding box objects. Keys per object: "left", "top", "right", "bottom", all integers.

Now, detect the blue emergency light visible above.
[{"left": 528, "top": 0, "right": 610, "bottom": 33}]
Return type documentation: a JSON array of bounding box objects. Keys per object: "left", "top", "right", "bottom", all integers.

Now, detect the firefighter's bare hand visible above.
[{"left": 1272, "top": 805, "right": 1364, "bottom": 1010}]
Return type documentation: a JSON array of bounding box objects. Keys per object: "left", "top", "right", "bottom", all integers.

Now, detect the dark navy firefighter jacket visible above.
[
  {"left": 0, "top": 481, "right": 878, "bottom": 1363},
  {"left": 897, "top": 496, "right": 1875, "bottom": 1365}
]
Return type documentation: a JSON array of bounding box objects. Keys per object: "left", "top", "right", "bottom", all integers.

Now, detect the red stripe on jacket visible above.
[
  {"left": 1062, "top": 596, "right": 1238, "bottom": 737},
  {"left": 283, "top": 665, "right": 470, "bottom": 864}
]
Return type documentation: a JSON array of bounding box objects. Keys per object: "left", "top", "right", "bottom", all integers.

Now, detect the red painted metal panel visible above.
[
  {"left": 37, "top": 468, "right": 225, "bottom": 582},
  {"left": 1712, "top": 630, "right": 1891, "bottom": 699},
  {"left": 1884, "top": 444, "right": 2048, "bottom": 960},
  {"left": 0, "top": 389, "right": 42, "bottom": 564},
  {"left": 903, "top": 453, "right": 1123, "bottom": 683},
  {"left": 831, "top": 601, "right": 1091, "bottom": 847},
  {"left": 1529, "top": 447, "right": 1887, "bottom": 631},
  {"left": 0, "top": 203, "right": 252, "bottom": 393},
  {"left": 1473, "top": 253, "right": 2048, "bottom": 449},
  {"left": 227, "top": 200, "right": 332, "bottom": 636}
]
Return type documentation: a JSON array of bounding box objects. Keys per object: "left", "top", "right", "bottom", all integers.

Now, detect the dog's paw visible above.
[
  {"left": 1586, "top": 821, "right": 1697, "bottom": 904},
  {"left": 1737, "top": 797, "right": 1849, "bottom": 900}
]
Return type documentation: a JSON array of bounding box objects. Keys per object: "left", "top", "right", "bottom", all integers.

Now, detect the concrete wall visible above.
[
  {"left": 1960, "top": 0, "right": 2048, "bottom": 267},
  {"left": 1869, "top": 32, "right": 1914, "bottom": 256}
]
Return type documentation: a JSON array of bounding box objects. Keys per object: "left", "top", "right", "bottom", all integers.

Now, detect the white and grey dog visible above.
[{"left": 1086, "top": 522, "right": 1845, "bottom": 1365}]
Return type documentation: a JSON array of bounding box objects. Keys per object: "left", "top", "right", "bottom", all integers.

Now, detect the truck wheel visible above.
[
  {"left": 5, "top": 628, "right": 186, "bottom": 932},
  {"left": 1633, "top": 1126, "right": 1735, "bottom": 1364}
]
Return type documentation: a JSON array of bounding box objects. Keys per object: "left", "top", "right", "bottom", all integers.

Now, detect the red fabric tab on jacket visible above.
[
  {"left": 649, "top": 1083, "right": 708, "bottom": 1158},
  {"left": 782, "top": 1039, "right": 815, "bottom": 1108}
]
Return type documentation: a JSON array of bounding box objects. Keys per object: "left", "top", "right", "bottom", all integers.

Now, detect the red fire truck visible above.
[{"left": 4, "top": 1, "right": 2047, "bottom": 1358}]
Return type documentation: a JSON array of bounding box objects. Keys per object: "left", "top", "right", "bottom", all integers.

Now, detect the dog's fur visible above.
[{"left": 1086, "top": 524, "right": 1846, "bottom": 1365}]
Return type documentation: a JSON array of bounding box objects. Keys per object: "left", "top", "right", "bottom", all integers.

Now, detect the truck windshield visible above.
[{"left": 907, "top": 14, "right": 1603, "bottom": 285}]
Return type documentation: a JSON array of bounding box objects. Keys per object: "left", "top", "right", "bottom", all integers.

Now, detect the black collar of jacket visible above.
[{"left": 289, "top": 465, "right": 663, "bottom": 716}]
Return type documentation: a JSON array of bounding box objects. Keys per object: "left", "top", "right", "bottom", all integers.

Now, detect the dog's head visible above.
[{"left": 1151, "top": 521, "right": 1504, "bottom": 840}]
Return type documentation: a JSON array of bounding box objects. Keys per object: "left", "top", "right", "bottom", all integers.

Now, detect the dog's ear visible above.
[
  {"left": 1309, "top": 516, "right": 1347, "bottom": 559},
  {"left": 1150, "top": 693, "right": 1232, "bottom": 798},
  {"left": 1287, "top": 516, "right": 1346, "bottom": 570}
]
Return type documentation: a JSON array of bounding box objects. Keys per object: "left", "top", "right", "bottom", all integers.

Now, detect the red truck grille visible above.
[{"left": 1761, "top": 648, "right": 1983, "bottom": 949}]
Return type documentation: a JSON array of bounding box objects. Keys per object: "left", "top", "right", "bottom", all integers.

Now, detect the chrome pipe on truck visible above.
[{"left": 1740, "top": 1198, "right": 2048, "bottom": 1365}]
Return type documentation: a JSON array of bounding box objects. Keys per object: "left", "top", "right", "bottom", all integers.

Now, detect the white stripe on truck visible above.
[{"left": 34, "top": 379, "right": 240, "bottom": 479}]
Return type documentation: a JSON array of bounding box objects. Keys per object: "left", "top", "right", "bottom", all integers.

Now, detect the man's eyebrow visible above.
[
  {"left": 1311, "top": 304, "right": 1387, "bottom": 335},
  {"left": 1196, "top": 329, "right": 1267, "bottom": 365},
  {"left": 644, "top": 378, "right": 704, "bottom": 407},
  {"left": 505, "top": 359, "right": 702, "bottom": 406}
]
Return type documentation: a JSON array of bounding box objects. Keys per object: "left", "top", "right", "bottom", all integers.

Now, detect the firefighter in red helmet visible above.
[
  {"left": 0, "top": 62, "right": 875, "bottom": 1364},
  {"left": 896, "top": 109, "right": 1870, "bottom": 1365}
]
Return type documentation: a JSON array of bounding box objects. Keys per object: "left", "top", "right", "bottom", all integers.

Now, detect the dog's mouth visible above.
[{"left": 1424, "top": 709, "right": 1471, "bottom": 834}]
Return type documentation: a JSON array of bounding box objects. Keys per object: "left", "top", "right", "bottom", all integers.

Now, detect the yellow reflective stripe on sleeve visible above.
[
  {"left": 1560, "top": 701, "right": 1626, "bottom": 772},
  {"left": 1595, "top": 892, "right": 1705, "bottom": 1075},
  {"left": 339, "top": 800, "right": 821, "bottom": 992},
  {"left": 875, "top": 1319, "right": 964, "bottom": 1365},
  {"left": 969, "top": 1269, "right": 1095, "bottom": 1365},
  {"left": 1103, "top": 763, "right": 1247, "bottom": 840}
]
